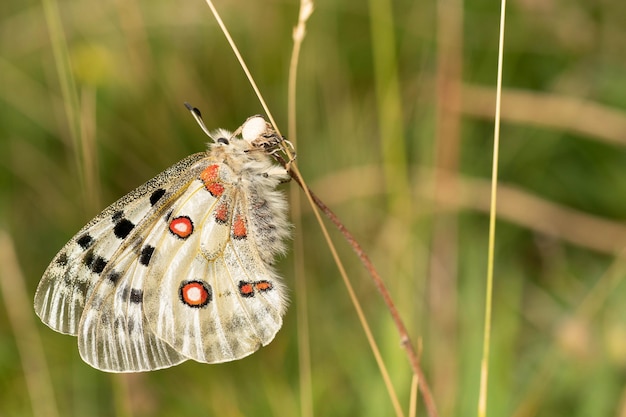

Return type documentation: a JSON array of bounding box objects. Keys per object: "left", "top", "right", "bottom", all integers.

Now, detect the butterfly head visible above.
[
  {"left": 237, "top": 115, "right": 284, "bottom": 151},
  {"left": 209, "top": 116, "right": 283, "bottom": 153}
]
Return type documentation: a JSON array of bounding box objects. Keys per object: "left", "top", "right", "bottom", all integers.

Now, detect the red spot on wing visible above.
[
  {"left": 255, "top": 280, "right": 273, "bottom": 292},
  {"left": 207, "top": 183, "right": 224, "bottom": 197},
  {"left": 239, "top": 281, "right": 255, "bottom": 298},
  {"left": 232, "top": 214, "right": 247, "bottom": 239},
  {"left": 214, "top": 202, "right": 229, "bottom": 224},
  {"left": 169, "top": 216, "right": 193, "bottom": 239},
  {"left": 200, "top": 164, "right": 224, "bottom": 197},
  {"left": 238, "top": 280, "right": 273, "bottom": 298},
  {"left": 200, "top": 164, "right": 219, "bottom": 182},
  {"left": 180, "top": 281, "right": 211, "bottom": 307}
]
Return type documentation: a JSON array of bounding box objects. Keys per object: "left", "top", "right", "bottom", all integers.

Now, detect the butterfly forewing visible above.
[
  {"left": 34, "top": 116, "right": 291, "bottom": 372},
  {"left": 34, "top": 153, "right": 207, "bottom": 336}
]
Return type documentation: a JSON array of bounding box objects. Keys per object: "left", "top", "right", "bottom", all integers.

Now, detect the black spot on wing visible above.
[
  {"left": 90, "top": 256, "right": 107, "bottom": 274},
  {"left": 56, "top": 252, "right": 68, "bottom": 267},
  {"left": 106, "top": 270, "right": 121, "bottom": 285},
  {"left": 130, "top": 289, "right": 143, "bottom": 304},
  {"left": 77, "top": 234, "right": 94, "bottom": 250},
  {"left": 139, "top": 245, "right": 155, "bottom": 266},
  {"left": 150, "top": 188, "right": 166, "bottom": 206},
  {"left": 113, "top": 218, "right": 135, "bottom": 239}
]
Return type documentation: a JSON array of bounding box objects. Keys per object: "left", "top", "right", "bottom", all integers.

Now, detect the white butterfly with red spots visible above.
[{"left": 34, "top": 110, "right": 291, "bottom": 372}]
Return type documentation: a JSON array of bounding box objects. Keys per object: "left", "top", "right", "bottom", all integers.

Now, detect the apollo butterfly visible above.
[{"left": 34, "top": 108, "right": 291, "bottom": 372}]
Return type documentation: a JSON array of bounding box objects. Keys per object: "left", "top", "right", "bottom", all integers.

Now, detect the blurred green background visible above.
[{"left": 3, "top": 0, "right": 626, "bottom": 416}]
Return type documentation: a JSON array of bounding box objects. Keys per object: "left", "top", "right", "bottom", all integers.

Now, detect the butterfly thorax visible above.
[{"left": 202, "top": 133, "right": 290, "bottom": 259}]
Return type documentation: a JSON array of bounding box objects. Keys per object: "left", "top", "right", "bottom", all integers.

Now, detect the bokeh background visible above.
[{"left": 2, "top": 0, "right": 626, "bottom": 416}]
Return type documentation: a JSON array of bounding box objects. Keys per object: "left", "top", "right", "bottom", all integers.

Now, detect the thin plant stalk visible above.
[
  {"left": 477, "top": 0, "right": 507, "bottom": 415},
  {"left": 287, "top": 1, "right": 315, "bottom": 417}
]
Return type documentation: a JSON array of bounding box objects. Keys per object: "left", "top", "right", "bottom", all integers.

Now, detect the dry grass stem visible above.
[
  {"left": 202, "top": 0, "right": 284, "bottom": 148},
  {"left": 287, "top": 1, "right": 315, "bottom": 417},
  {"left": 477, "top": 0, "right": 507, "bottom": 412}
]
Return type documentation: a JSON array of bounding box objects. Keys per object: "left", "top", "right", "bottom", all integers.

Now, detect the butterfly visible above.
[{"left": 34, "top": 109, "right": 291, "bottom": 372}]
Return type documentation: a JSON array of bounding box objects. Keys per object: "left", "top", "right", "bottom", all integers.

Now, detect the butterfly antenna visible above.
[{"left": 184, "top": 102, "right": 214, "bottom": 138}]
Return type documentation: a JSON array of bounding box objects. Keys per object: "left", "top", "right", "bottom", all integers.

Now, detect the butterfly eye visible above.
[{"left": 217, "top": 137, "right": 229, "bottom": 145}]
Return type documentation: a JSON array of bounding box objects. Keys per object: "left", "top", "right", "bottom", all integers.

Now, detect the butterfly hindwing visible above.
[
  {"left": 77, "top": 245, "right": 186, "bottom": 372},
  {"left": 141, "top": 161, "right": 288, "bottom": 363}
]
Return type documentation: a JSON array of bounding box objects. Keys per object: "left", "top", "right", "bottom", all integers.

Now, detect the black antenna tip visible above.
[{"left": 184, "top": 102, "right": 203, "bottom": 118}]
